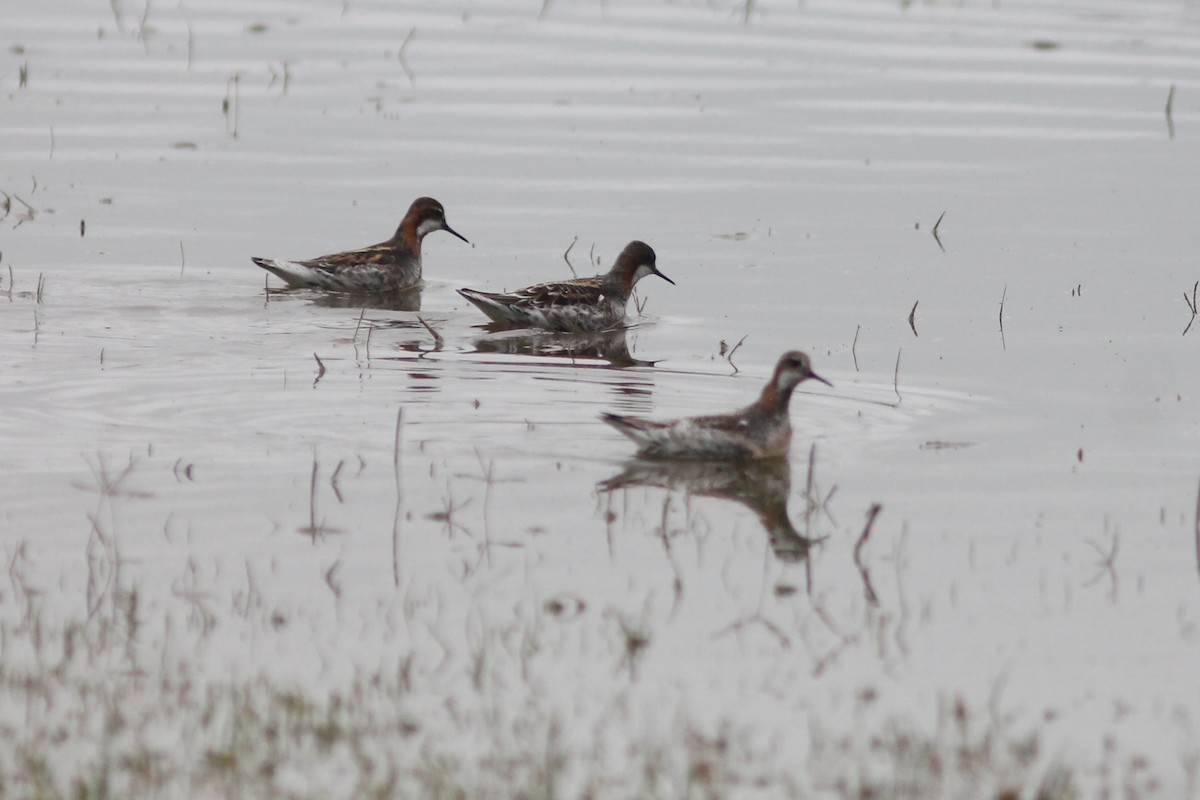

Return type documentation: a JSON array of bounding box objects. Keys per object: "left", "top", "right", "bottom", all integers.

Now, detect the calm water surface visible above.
[{"left": 3, "top": 0, "right": 1200, "bottom": 793}]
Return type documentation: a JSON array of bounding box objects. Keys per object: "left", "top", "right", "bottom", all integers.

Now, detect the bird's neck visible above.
[{"left": 758, "top": 379, "right": 793, "bottom": 414}]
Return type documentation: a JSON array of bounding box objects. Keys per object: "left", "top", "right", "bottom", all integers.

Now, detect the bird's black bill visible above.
[
  {"left": 444, "top": 223, "right": 470, "bottom": 244},
  {"left": 810, "top": 372, "right": 833, "bottom": 388},
  {"left": 654, "top": 268, "right": 676, "bottom": 286}
]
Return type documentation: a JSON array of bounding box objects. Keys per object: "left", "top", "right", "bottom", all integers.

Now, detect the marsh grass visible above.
[
  {"left": 0, "top": 555, "right": 1099, "bottom": 798},
  {"left": 0, "top": 594, "right": 1086, "bottom": 800},
  {"left": 0, "top": 457, "right": 1164, "bottom": 799}
]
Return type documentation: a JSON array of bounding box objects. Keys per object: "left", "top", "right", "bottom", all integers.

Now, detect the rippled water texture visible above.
[{"left": 3, "top": 0, "right": 1200, "bottom": 795}]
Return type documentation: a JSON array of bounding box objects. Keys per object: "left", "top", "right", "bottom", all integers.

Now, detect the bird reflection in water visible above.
[
  {"left": 471, "top": 326, "right": 655, "bottom": 369},
  {"left": 599, "top": 456, "right": 820, "bottom": 564},
  {"left": 299, "top": 286, "right": 423, "bottom": 312}
]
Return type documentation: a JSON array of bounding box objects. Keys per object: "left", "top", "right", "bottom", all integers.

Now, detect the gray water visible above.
[{"left": 3, "top": 0, "right": 1200, "bottom": 795}]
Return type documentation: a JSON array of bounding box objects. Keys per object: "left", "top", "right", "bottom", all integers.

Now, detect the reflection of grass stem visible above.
[
  {"left": 392, "top": 408, "right": 404, "bottom": 586},
  {"left": 399, "top": 27, "right": 416, "bottom": 84},
  {"left": 223, "top": 74, "right": 240, "bottom": 138},
  {"left": 1166, "top": 84, "right": 1176, "bottom": 139},
  {"left": 854, "top": 503, "right": 882, "bottom": 607},
  {"left": 1194, "top": 476, "right": 1200, "bottom": 578}
]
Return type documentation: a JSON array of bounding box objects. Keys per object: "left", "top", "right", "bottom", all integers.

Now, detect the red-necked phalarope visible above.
[
  {"left": 252, "top": 197, "right": 468, "bottom": 292},
  {"left": 456, "top": 240, "right": 673, "bottom": 332},
  {"left": 601, "top": 351, "right": 832, "bottom": 460}
]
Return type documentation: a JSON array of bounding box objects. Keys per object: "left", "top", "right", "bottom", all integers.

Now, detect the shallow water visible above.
[{"left": 3, "top": 0, "right": 1200, "bottom": 795}]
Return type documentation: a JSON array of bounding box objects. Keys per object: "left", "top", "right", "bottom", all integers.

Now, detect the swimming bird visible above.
[
  {"left": 252, "top": 197, "right": 468, "bottom": 292},
  {"left": 600, "top": 351, "right": 832, "bottom": 460},
  {"left": 456, "top": 240, "right": 673, "bottom": 332}
]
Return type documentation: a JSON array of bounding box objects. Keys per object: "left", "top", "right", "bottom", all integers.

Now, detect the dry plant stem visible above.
[
  {"left": 998, "top": 284, "right": 1008, "bottom": 350},
  {"left": 417, "top": 316, "right": 444, "bottom": 350},
  {"left": 892, "top": 348, "right": 902, "bottom": 403},
  {"left": 726, "top": 334, "right": 747, "bottom": 374},
  {"left": 1182, "top": 280, "right": 1198, "bottom": 336},
  {"left": 854, "top": 503, "right": 883, "bottom": 606}
]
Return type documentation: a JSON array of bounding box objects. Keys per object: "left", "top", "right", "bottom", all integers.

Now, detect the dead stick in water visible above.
[
  {"left": 313, "top": 353, "right": 326, "bottom": 386},
  {"left": 417, "top": 316, "right": 444, "bottom": 350},
  {"left": 726, "top": 334, "right": 747, "bottom": 374},
  {"left": 563, "top": 235, "right": 578, "bottom": 277},
  {"left": 932, "top": 210, "right": 946, "bottom": 252},
  {"left": 1183, "top": 280, "right": 1198, "bottom": 337},
  {"left": 893, "top": 348, "right": 902, "bottom": 403}
]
